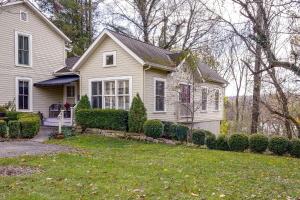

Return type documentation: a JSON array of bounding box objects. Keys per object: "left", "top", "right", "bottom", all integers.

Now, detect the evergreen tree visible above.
[
  {"left": 128, "top": 93, "right": 147, "bottom": 133},
  {"left": 76, "top": 95, "right": 91, "bottom": 112}
]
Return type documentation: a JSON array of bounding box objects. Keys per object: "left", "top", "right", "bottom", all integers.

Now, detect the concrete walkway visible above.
[{"left": 0, "top": 126, "right": 74, "bottom": 158}]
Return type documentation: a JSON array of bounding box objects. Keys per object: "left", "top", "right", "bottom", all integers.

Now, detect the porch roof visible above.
[{"left": 34, "top": 75, "right": 79, "bottom": 87}]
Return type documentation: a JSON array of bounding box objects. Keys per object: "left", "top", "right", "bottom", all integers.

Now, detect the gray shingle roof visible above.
[
  {"left": 34, "top": 75, "right": 79, "bottom": 87},
  {"left": 109, "top": 30, "right": 179, "bottom": 67},
  {"left": 56, "top": 56, "right": 80, "bottom": 73},
  {"left": 198, "top": 62, "right": 228, "bottom": 84}
]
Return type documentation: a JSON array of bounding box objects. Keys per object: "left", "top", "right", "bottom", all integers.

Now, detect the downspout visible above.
[{"left": 143, "top": 65, "right": 152, "bottom": 102}]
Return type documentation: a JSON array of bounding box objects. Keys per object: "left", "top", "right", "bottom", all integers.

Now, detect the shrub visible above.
[
  {"left": 228, "top": 133, "right": 249, "bottom": 152},
  {"left": 75, "top": 95, "right": 91, "bottom": 112},
  {"left": 6, "top": 111, "right": 19, "bottom": 121},
  {"left": 76, "top": 109, "right": 128, "bottom": 131},
  {"left": 192, "top": 129, "right": 206, "bottom": 145},
  {"left": 0, "top": 120, "right": 7, "bottom": 137},
  {"left": 206, "top": 134, "right": 217, "bottom": 149},
  {"left": 143, "top": 120, "right": 164, "bottom": 138},
  {"left": 170, "top": 124, "right": 188, "bottom": 142},
  {"left": 289, "top": 139, "right": 300, "bottom": 158},
  {"left": 19, "top": 117, "right": 40, "bottom": 138},
  {"left": 128, "top": 93, "right": 147, "bottom": 133},
  {"left": 62, "top": 127, "right": 76, "bottom": 138},
  {"left": 8, "top": 120, "right": 21, "bottom": 138},
  {"left": 161, "top": 121, "right": 174, "bottom": 139},
  {"left": 269, "top": 136, "right": 289, "bottom": 155},
  {"left": 249, "top": 134, "right": 269, "bottom": 153},
  {"left": 216, "top": 135, "right": 229, "bottom": 151}
]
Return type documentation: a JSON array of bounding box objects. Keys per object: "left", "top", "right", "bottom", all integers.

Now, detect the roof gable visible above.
[
  {"left": 3, "top": 0, "right": 71, "bottom": 43},
  {"left": 72, "top": 29, "right": 180, "bottom": 71}
]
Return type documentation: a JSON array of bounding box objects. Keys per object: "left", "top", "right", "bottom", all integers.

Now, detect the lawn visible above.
[{"left": 1, "top": 135, "right": 300, "bottom": 200}]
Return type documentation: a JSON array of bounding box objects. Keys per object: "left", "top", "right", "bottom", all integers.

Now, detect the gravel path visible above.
[{"left": 0, "top": 141, "right": 73, "bottom": 158}]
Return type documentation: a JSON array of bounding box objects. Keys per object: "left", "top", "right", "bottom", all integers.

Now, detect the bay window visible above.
[{"left": 90, "top": 78, "right": 130, "bottom": 110}]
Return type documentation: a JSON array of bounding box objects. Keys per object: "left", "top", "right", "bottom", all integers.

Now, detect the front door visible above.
[{"left": 64, "top": 84, "right": 77, "bottom": 106}]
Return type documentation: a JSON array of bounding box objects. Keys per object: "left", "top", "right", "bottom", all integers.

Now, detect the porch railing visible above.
[
  {"left": 70, "top": 104, "right": 77, "bottom": 126},
  {"left": 57, "top": 110, "right": 64, "bottom": 134}
]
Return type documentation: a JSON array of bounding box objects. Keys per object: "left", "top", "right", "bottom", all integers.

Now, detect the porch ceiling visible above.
[{"left": 34, "top": 75, "right": 79, "bottom": 87}]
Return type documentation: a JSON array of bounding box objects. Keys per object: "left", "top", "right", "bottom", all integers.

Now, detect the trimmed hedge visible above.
[
  {"left": 269, "top": 136, "right": 289, "bottom": 155},
  {"left": 205, "top": 134, "right": 217, "bottom": 149},
  {"left": 249, "top": 134, "right": 269, "bottom": 153},
  {"left": 0, "top": 120, "right": 7, "bottom": 137},
  {"left": 161, "top": 121, "right": 174, "bottom": 139},
  {"left": 192, "top": 129, "right": 206, "bottom": 145},
  {"left": 8, "top": 120, "right": 21, "bottom": 138},
  {"left": 228, "top": 134, "right": 249, "bottom": 152},
  {"left": 216, "top": 135, "right": 229, "bottom": 151},
  {"left": 76, "top": 109, "right": 128, "bottom": 131},
  {"left": 19, "top": 117, "right": 40, "bottom": 138},
  {"left": 6, "top": 111, "right": 19, "bottom": 121},
  {"left": 289, "top": 139, "right": 300, "bottom": 158},
  {"left": 143, "top": 120, "right": 164, "bottom": 138},
  {"left": 171, "top": 124, "right": 189, "bottom": 142}
]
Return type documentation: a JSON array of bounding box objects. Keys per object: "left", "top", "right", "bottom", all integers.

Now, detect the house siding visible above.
[
  {"left": 78, "top": 35, "right": 144, "bottom": 103},
  {"left": 0, "top": 3, "right": 66, "bottom": 116}
]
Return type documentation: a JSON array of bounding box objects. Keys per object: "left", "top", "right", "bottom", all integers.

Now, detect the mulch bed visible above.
[{"left": 0, "top": 166, "right": 42, "bottom": 176}]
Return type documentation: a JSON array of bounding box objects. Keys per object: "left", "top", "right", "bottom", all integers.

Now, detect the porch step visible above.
[{"left": 43, "top": 118, "right": 72, "bottom": 127}]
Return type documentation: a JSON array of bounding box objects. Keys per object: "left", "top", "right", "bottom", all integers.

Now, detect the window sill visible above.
[
  {"left": 153, "top": 111, "right": 167, "bottom": 114},
  {"left": 16, "top": 109, "right": 32, "bottom": 112},
  {"left": 103, "top": 65, "right": 116, "bottom": 68},
  {"left": 16, "top": 64, "right": 32, "bottom": 68},
  {"left": 200, "top": 110, "right": 208, "bottom": 113},
  {"left": 213, "top": 110, "right": 220, "bottom": 112}
]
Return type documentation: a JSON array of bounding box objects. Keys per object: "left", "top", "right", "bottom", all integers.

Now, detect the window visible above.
[
  {"left": 179, "top": 84, "right": 191, "bottom": 104},
  {"left": 15, "top": 32, "right": 31, "bottom": 66},
  {"left": 16, "top": 77, "right": 32, "bottom": 111},
  {"left": 155, "top": 78, "right": 166, "bottom": 112},
  {"left": 201, "top": 87, "right": 208, "bottom": 111},
  {"left": 90, "top": 78, "right": 131, "bottom": 110},
  {"left": 66, "top": 85, "right": 76, "bottom": 104},
  {"left": 103, "top": 51, "right": 116, "bottom": 66},
  {"left": 20, "top": 11, "right": 28, "bottom": 22},
  {"left": 91, "top": 82, "right": 102, "bottom": 109},
  {"left": 214, "top": 89, "right": 220, "bottom": 111}
]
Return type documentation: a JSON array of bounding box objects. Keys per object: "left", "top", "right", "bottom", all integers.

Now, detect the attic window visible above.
[
  {"left": 20, "top": 11, "right": 28, "bottom": 22},
  {"left": 103, "top": 51, "right": 116, "bottom": 67}
]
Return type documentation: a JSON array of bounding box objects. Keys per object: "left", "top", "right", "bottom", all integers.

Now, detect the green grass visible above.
[{"left": 1, "top": 135, "right": 300, "bottom": 199}]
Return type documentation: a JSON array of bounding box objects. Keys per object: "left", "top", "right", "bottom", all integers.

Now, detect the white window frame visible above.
[
  {"left": 103, "top": 51, "right": 117, "bottom": 67},
  {"left": 201, "top": 86, "right": 208, "bottom": 112},
  {"left": 154, "top": 77, "right": 167, "bottom": 113},
  {"left": 15, "top": 31, "right": 32, "bottom": 67},
  {"left": 214, "top": 88, "right": 220, "bottom": 111},
  {"left": 63, "top": 83, "right": 78, "bottom": 105},
  {"left": 88, "top": 76, "right": 132, "bottom": 110},
  {"left": 15, "top": 77, "right": 33, "bottom": 112},
  {"left": 20, "top": 10, "right": 28, "bottom": 22}
]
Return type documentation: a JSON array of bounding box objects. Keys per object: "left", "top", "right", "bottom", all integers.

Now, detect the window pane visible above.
[
  {"left": 18, "top": 35, "right": 23, "bottom": 49},
  {"left": 156, "top": 96, "right": 164, "bottom": 111},
  {"left": 118, "top": 81, "right": 124, "bottom": 95},
  {"left": 180, "top": 84, "right": 190, "bottom": 103},
  {"left": 24, "top": 96, "right": 28, "bottom": 109},
  {"left": 118, "top": 96, "right": 124, "bottom": 109},
  {"left": 24, "top": 36, "right": 29, "bottom": 50},
  {"left": 125, "top": 96, "right": 130, "bottom": 110},
  {"left": 156, "top": 81, "right": 164, "bottom": 96},
  {"left": 92, "top": 82, "right": 97, "bottom": 95},
  {"left": 23, "top": 51, "right": 29, "bottom": 65},
  {"left": 18, "top": 50, "right": 23, "bottom": 64},
  {"left": 19, "top": 81, "right": 24, "bottom": 95},
  {"left": 106, "top": 55, "right": 114, "bottom": 65},
  {"left": 67, "top": 86, "right": 75, "bottom": 97},
  {"left": 98, "top": 82, "right": 102, "bottom": 95},
  {"left": 202, "top": 88, "right": 207, "bottom": 110},
  {"left": 18, "top": 95, "right": 24, "bottom": 109},
  {"left": 105, "top": 81, "right": 115, "bottom": 95}
]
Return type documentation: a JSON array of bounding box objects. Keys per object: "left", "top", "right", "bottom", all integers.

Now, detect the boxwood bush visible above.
[
  {"left": 19, "top": 117, "right": 40, "bottom": 138},
  {"left": 170, "top": 124, "right": 189, "bottom": 142},
  {"left": 192, "top": 129, "right": 206, "bottom": 145},
  {"left": 249, "top": 134, "right": 269, "bottom": 153},
  {"left": 228, "top": 133, "right": 249, "bottom": 152},
  {"left": 76, "top": 109, "right": 128, "bottom": 131},
  {"left": 216, "top": 135, "right": 229, "bottom": 151},
  {"left": 269, "top": 136, "right": 289, "bottom": 155},
  {"left": 143, "top": 120, "right": 164, "bottom": 138},
  {"left": 161, "top": 121, "right": 174, "bottom": 139},
  {"left": 289, "top": 139, "right": 300, "bottom": 158},
  {"left": 205, "top": 133, "right": 217, "bottom": 149},
  {"left": 0, "top": 120, "right": 7, "bottom": 137},
  {"left": 6, "top": 111, "right": 19, "bottom": 121},
  {"left": 8, "top": 120, "right": 21, "bottom": 138}
]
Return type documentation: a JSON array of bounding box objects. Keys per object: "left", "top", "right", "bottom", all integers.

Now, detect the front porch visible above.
[{"left": 34, "top": 75, "right": 80, "bottom": 127}]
